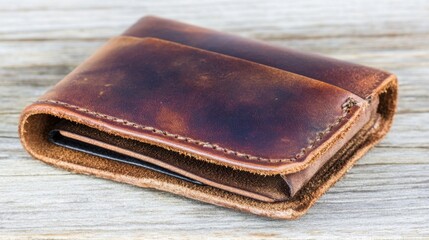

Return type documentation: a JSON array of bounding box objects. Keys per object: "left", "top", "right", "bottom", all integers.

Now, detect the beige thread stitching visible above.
[{"left": 36, "top": 98, "right": 357, "bottom": 163}]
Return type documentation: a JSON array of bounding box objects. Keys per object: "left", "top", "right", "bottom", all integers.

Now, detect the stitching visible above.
[
  {"left": 36, "top": 98, "right": 357, "bottom": 163},
  {"left": 365, "top": 95, "right": 373, "bottom": 104}
]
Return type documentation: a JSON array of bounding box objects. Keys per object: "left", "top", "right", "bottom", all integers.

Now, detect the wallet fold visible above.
[{"left": 19, "top": 16, "right": 397, "bottom": 219}]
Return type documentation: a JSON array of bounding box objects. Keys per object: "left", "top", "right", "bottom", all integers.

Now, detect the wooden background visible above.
[{"left": 1, "top": 0, "right": 428, "bottom": 239}]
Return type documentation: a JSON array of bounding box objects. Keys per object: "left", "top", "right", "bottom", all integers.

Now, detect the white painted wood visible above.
[{"left": 0, "top": 0, "right": 428, "bottom": 238}]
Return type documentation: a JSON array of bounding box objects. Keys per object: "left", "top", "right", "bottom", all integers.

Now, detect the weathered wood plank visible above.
[{"left": 0, "top": 0, "right": 428, "bottom": 238}]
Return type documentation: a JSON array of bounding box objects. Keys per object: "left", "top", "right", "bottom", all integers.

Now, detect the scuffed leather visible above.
[
  {"left": 39, "top": 37, "right": 366, "bottom": 173},
  {"left": 123, "top": 16, "right": 391, "bottom": 98}
]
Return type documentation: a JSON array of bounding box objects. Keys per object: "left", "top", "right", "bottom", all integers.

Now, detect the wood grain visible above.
[{"left": 0, "top": 0, "right": 428, "bottom": 239}]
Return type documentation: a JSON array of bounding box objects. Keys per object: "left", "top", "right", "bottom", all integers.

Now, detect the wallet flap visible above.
[
  {"left": 36, "top": 36, "right": 367, "bottom": 174},
  {"left": 123, "top": 16, "right": 393, "bottom": 99}
]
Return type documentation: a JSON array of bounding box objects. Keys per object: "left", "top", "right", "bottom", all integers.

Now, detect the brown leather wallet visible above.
[{"left": 19, "top": 16, "right": 397, "bottom": 219}]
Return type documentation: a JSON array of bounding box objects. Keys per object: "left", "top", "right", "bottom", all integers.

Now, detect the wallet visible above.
[{"left": 19, "top": 16, "right": 397, "bottom": 219}]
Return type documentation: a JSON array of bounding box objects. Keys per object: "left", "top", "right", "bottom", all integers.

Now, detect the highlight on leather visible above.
[{"left": 19, "top": 16, "right": 398, "bottom": 219}]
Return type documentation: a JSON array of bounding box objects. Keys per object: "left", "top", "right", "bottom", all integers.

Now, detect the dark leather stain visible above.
[
  {"left": 40, "top": 37, "right": 359, "bottom": 160},
  {"left": 123, "top": 16, "right": 391, "bottom": 98}
]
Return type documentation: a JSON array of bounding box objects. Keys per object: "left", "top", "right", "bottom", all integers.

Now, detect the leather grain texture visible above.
[
  {"left": 123, "top": 16, "right": 392, "bottom": 98},
  {"left": 38, "top": 36, "right": 366, "bottom": 173},
  {"left": 19, "top": 16, "right": 398, "bottom": 219}
]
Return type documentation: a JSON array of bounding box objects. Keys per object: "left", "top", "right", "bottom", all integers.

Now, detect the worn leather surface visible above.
[
  {"left": 123, "top": 16, "right": 391, "bottom": 99},
  {"left": 39, "top": 36, "right": 366, "bottom": 173}
]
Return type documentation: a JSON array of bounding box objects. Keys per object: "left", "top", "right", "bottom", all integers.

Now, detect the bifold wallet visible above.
[{"left": 19, "top": 16, "right": 397, "bottom": 219}]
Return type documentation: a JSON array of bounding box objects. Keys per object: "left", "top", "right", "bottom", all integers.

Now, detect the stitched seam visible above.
[{"left": 36, "top": 98, "right": 357, "bottom": 163}]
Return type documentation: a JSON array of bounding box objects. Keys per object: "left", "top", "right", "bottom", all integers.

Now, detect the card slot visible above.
[
  {"left": 48, "top": 119, "right": 291, "bottom": 202},
  {"left": 48, "top": 129, "right": 204, "bottom": 185}
]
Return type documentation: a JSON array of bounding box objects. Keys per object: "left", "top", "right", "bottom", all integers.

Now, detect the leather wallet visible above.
[{"left": 19, "top": 16, "right": 397, "bottom": 219}]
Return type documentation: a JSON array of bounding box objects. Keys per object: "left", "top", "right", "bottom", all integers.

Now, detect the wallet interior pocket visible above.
[{"left": 47, "top": 119, "right": 291, "bottom": 202}]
